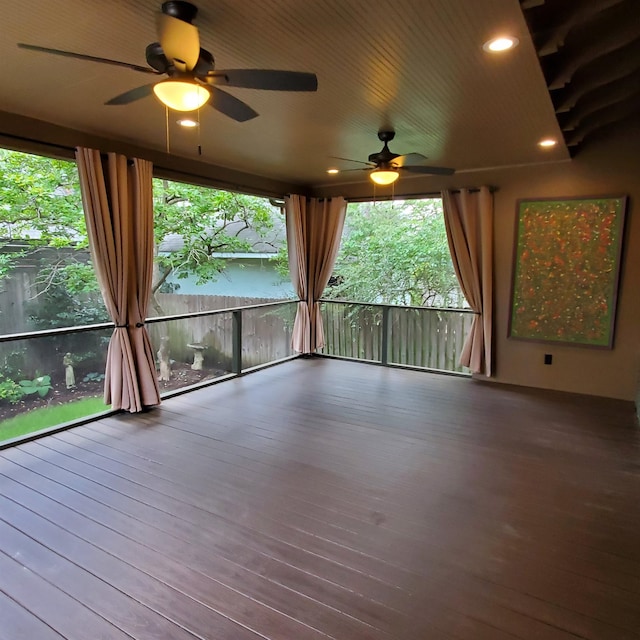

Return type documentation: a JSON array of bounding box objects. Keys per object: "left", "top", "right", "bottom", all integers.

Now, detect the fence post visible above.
[
  {"left": 381, "top": 305, "right": 391, "bottom": 365},
  {"left": 232, "top": 309, "right": 242, "bottom": 374}
]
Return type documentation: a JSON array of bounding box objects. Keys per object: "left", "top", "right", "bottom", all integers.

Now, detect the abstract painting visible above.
[{"left": 509, "top": 196, "right": 627, "bottom": 348}]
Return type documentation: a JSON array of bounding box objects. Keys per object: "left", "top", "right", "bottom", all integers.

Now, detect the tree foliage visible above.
[
  {"left": 326, "top": 199, "right": 464, "bottom": 307},
  {"left": 0, "top": 149, "right": 280, "bottom": 321},
  {"left": 152, "top": 179, "right": 276, "bottom": 296},
  {"left": 0, "top": 148, "right": 92, "bottom": 292}
]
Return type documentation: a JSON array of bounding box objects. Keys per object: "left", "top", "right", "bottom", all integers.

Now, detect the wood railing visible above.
[{"left": 318, "top": 300, "right": 476, "bottom": 374}]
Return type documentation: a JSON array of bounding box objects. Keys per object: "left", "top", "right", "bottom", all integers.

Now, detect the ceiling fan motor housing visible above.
[
  {"left": 16, "top": 2, "right": 318, "bottom": 123},
  {"left": 378, "top": 130, "right": 395, "bottom": 143},
  {"left": 162, "top": 1, "right": 198, "bottom": 23},
  {"left": 369, "top": 131, "right": 400, "bottom": 165}
]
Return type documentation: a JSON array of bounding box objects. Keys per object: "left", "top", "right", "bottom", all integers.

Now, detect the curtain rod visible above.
[{"left": 343, "top": 185, "right": 498, "bottom": 203}]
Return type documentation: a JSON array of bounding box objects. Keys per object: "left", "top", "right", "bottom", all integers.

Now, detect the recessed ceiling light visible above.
[
  {"left": 538, "top": 138, "right": 557, "bottom": 148},
  {"left": 177, "top": 118, "right": 199, "bottom": 128},
  {"left": 483, "top": 36, "right": 519, "bottom": 52},
  {"left": 327, "top": 168, "right": 340, "bottom": 174}
]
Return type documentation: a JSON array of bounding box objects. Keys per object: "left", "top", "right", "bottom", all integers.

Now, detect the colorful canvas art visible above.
[{"left": 509, "top": 196, "right": 626, "bottom": 348}]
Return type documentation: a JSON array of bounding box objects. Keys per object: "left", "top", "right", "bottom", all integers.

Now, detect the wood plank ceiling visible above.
[{"left": 0, "top": 0, "right": 633, "bottom": 193}]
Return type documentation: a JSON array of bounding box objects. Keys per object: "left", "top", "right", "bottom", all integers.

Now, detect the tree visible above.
[
  {"left": 151, "top": 179, "right": 277, "bottom": 311},
  {"left": 0, "top": 148, "right": 94, "bottom": 294},
  {"left": 324, "top": 199, "right": 464, "bottom": 307},
  {"left": 0, "top": 148, "right": 281, "bottom": 322}
]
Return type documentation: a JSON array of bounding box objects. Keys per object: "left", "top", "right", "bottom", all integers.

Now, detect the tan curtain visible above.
[
  {"left": 75, "top": 148, "right": 161, "bottom": 411},
  {"left": 442, "top": 186, "right": 494, "bottom": 376},
  {"left": 285, "top": 194, "right": 347, "bottom": 353}
]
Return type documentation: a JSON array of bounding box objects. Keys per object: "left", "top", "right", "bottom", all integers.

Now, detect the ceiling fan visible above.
[
  {"left": 17, "top": 1, "right": 318, "bottom": 122},
  {"left": 333, "top": 131, "right": 455, "bottom": 185}
]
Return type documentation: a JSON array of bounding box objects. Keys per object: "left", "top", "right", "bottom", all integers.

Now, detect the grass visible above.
[{"left": 0, "top": 396, "right": 110, "bottom": 443}]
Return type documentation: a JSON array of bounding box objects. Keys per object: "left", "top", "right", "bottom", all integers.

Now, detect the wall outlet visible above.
[{"left": 544, "top": 354, "right": 553, "bottom": 365}]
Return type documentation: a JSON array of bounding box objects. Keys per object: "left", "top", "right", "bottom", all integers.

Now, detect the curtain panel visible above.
[
  {"left": 285, "top": 194, "right": 347, "bottom": 353},
  {"left": 75, "top": 148, "right": 161, "bottom": 412},
  {"left": 442, "top": 186, "right": 494, "bottom": 376}
]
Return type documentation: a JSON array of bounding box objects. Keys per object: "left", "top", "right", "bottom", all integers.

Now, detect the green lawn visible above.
[{"left": 0, "top": 396, "right": 110, "bottom": 443}]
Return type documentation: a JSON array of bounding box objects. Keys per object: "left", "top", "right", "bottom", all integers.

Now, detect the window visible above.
[
  {"left": 149, "top": 179, "right": 296, "bottom": 390},
  {"left": 151, "top": 178, "right": 293, "bottom": 312},
  {"left": 319, "top": 198, "right": 471, "bottom": 372},
  {"left": 0, "top": 150, "right": 297, "bottom": 442},
  {"left": 0, "top": 148, "right": 110, "bottom": 441},
  {"left": 324, "top": 198, "right": 465, "bottom": 307}
]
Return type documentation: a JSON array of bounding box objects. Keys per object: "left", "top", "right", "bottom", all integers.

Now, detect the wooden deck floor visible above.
[{"left": 1, "top": 358, "right": 639, "bottom": 640}]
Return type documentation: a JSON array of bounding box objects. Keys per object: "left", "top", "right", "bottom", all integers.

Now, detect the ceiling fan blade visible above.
[
  {"left": 208, "top": 86, "right": 258, "bottom": 122},
  {"left": 394, "top": 152, "right": 429, "bottom": 167},
  {"left": 329, "top": 156, "right": 375, "bottom": 167},
  {"left": 211, "top": 69, "right": 318, "bottom": 91},
  {"left": 400, "top": 164, "right": 455, "bottom": 176},
  {"left": 18, "top": 43, "right": 157, "bottom": 74},
  {"left": 105, "top": 84, "right": 156, "bottom": 105},
  {"left": 156, "top": 13, "right": 200, "bottom": 71}
]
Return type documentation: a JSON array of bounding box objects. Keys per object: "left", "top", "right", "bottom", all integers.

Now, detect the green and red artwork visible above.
[{"left": 509, "top": 196, "right": 626, "bottom": 347}]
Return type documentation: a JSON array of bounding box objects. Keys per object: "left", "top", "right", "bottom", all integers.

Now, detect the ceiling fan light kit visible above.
[
  {"left": 153, "top": 79, "right": 210, "bottom": 111},
  {"left": 370, "top": 168, "right": 400, "bottom": 185},
  {"left": 331, "top": 130, "right": 455, "bottom": 186},
  {"left": 17, "top": 1, "right": 317, "bottom": 123}
]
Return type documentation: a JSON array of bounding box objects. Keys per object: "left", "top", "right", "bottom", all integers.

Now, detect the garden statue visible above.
[
  {"left": 187, "top": 343, "right": 205, "bottom": 371},
  {"left": 63, "top": 352, "right": 76, "bottom": 389},
  {"left": 158, "top": 336, "right": 171, "bottom": 382}
]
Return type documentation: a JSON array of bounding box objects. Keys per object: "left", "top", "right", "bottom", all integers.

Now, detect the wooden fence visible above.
[
  {"left": 0, "top": 268, "right": 38, "bottom": 335},
  {"left": 319, "top": 302, "right": 474, "bottom": 373},
  {"left": 151, "top": 294, "right": 297, "bottom": 369}
]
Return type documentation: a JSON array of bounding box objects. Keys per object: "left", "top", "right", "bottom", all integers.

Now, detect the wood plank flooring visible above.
[{"left": 0, "top": 357, "right": 639, "bottom": 640}]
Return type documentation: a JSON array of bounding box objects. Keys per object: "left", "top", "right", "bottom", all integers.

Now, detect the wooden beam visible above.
[
  {"left": 538, "top": 0, "right": 624, "bottom": 56},
  {"left": 561, "top": 76, "right": 640, "bottom": 130},
  {"left": 565, "top": 95, "right": 640, "bottom": 146},
  {"left": 553, "top": 40, "right": 640, "bottom": 112},
  {"left": 548, "top": 2, "right": 640, "bottom": 89}
]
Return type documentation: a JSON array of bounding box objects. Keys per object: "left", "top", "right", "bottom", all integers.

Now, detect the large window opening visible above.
[
  {"left": 150, "top": 178, "right": 293, "bottom": 314},
  {"left": 0, "top": 149, "right": 295, "bottom": 444},
  {"left": 0, "top": 148, "right": 110, "bottom": 442},
  {"left": 148, "top": 178, "right": 296, "bottom": 395},
  {"left": 324, "top": 198, "right": 465, "bottom": 307},
  {"left": 319, "top": 198, "right": 473, "bottom": 372}
]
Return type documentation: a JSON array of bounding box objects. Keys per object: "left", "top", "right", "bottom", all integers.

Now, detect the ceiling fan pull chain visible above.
[
  {"left": 165, "top": 105, "right": 171, "bottom": 155},
  {"left": 197, "top": 108, "right": 202, "bottom": 156}
]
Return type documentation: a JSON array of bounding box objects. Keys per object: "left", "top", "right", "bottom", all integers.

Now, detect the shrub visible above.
[
  {"left": 0, "top": 348, "right": 28, "bottom": 380},
  {"left": 18, "top": 375, "right": 53, "bottom": 398},
  {"left": 0, "top": 375, "right": 23, "bottom": 404},
  {"left": 83, "top": 372, "right": 105, "bottom": 383}
]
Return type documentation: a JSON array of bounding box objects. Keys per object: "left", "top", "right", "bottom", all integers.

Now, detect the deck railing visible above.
[
  {"left": 1, "top": 297, "right": 474, "bottom": 446},
  {"left": 0, "top": 300, "right": 298, "bottom": 447},
  {"left": 318, "top": 299, "right": 476, "bottom": 374}
]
